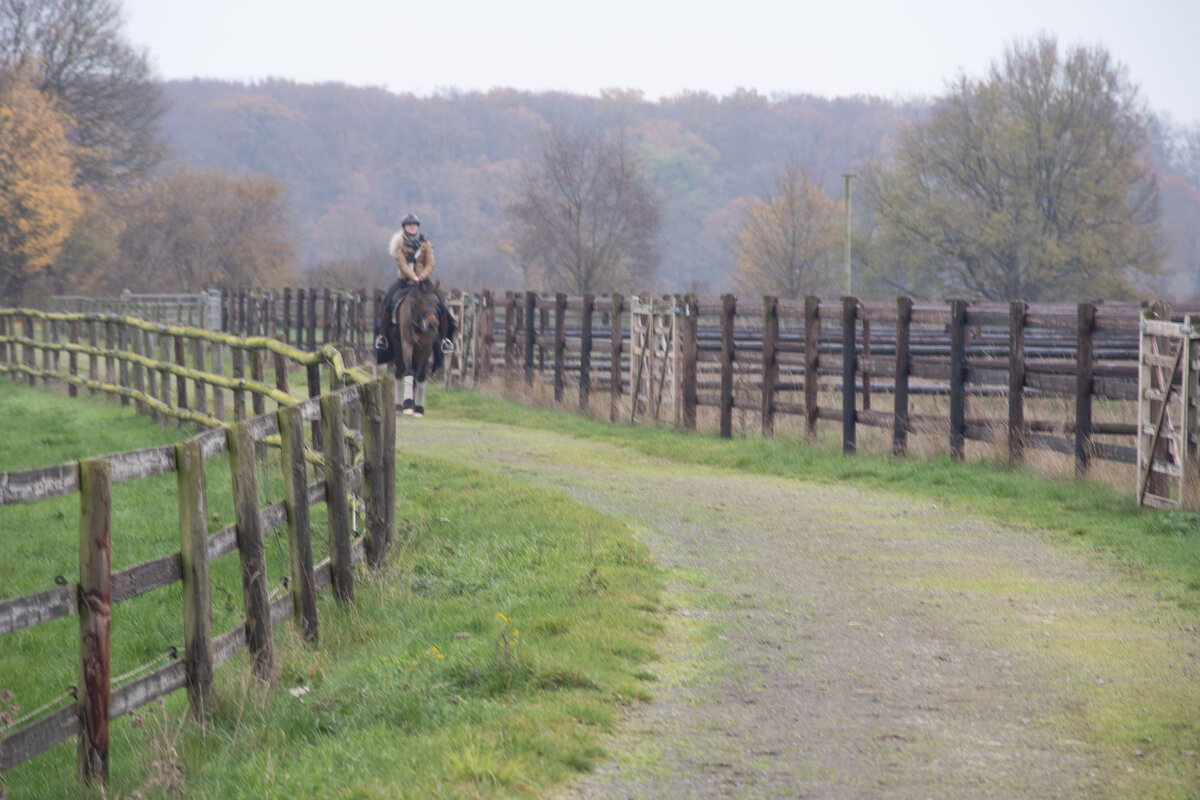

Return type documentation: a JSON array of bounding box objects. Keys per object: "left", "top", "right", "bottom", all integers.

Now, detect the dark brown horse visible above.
[{"left": 389, "top": 280, "right": 440, "bottom": 416}]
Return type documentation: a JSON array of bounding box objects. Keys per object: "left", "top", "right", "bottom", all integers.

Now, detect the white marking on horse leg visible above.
[
  {"left": 414, "top": 379, "right": 425, "bottom": 409},
  {"left": 403, "top": 375, "right": 415, "bottom": 414}
]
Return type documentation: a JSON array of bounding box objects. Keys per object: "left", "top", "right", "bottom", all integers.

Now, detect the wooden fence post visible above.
[
  {"left": 579, "top": 293, "right": 594, "bottom": 411},
  {"left": 251, "top": 348, "right": 265, "bottom": 417},
  {"left": 174, "top": 334, "right": 188, "bottom": 420},
  {"left": 294, "top": 289, "right": 305, "bottom": 350},
  {"left": 88, "top": 320, "right": 99, "bottom": 396},
  {"left": 282, "top": 288, "right": 293, "bottom": 346},
  {"left": 804, "top": 296, "right": 820, "bottom": 443},
  {"left": 142, "top": 330, "right": 158, "bottom": 422},
  {"left": 117, "top": 322, "right": 129, "bottom": 404},
  {"left": 69, "top": 320, "right": 79, "bottom": 398},
  {"left": 949, "top": 299, "right": 968, "bottom": 461},
  {"left": 279, "top": 405, "right": 320, "bottom": 638},
  {"left": 719, "top": 294, "right": 735, "bottom": 439},
  {"left": 610, "top": 293, "right": 624, "bottom": 423},
  {"left": 503, "top": 291, "right": 517, "bottom": 383},
  {"left": 193, "top": 336, "right": 207, "bottom": 419},
  {"left": 382, "top": 376, "right": 396, "bottom": 550},
  {"left": 480, "top": 289, "right": 495, "bottom": 380},
  {"left": 307, "top": 363, "right": 323, "bottom": 452},
  {"left": 306, "top": 288, "right": 318, "bottom": 351},
  {"left": 362, "top": 378, "right": 390, "bottom": 570},
  {"left": 842, "top": 296, "right": 857, "bottom": 455},
  {"left": 176, "top": 439, "right": 214, "bottom": 719},
  {"left": 1075, "top": 302, "right": 1097, "bottom": 477},
  {"left": 0, "top": 315, "right": 7, "bottom": 377},
  {"left": 762, "top": 295, "right": 778, "bottom": 438},
  {"left": 321, "top": 393, "right": 355, "bottom": 600},
  {"left": 232, "top": 346, "right": 246, "bottom": 421},
  {"left": 77, "top": 457, "right": 112, "bottom": 786},
  {"left": 226, "top": 421, "right": 275, "bottom": 683},
  {"left": 524, "top": 291, "right": 536, "bottom": 386},
  {"left": 894, "top": 296, "right": 912, "bottom": 456},
  {"left": 680, "top": 294, "right": 698, "bottom": 431},
  {"left": 157, "top": 331, "right": 172, "bottom": 415},
  {"left": 211, "top": 340, "right": 226, "bottom": 422},
  {"left": 554, "top": 292, "right": 566, "bottom": 402},
  {"left": 322, "top": 289, "right": 333, "bottom": 348},
  {"left": 1008, "top": 300, "right": 1027, "bottom": 463}
]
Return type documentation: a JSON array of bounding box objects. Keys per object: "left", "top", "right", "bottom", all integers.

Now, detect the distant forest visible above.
[{"left": 160, "top": 80, "right": 1200, "bottom": 298}]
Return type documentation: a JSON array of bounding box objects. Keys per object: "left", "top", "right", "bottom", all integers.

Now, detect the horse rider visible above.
[{"left": 375, "top": 213, "right": 455, "bottom": 371}]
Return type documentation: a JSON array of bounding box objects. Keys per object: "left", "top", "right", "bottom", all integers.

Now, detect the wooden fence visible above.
[
  {"left": 0, "top": 373, "right": 397, "bottom": 787},
  {"left": 459, "top": 293, "right": 1191, "bottom": 470},
  {"left": 0, "top": 308, "right": 375, "bottom": 432},
  {"left": 13, "top": 288, "right": 1200, "bottom": 495}
]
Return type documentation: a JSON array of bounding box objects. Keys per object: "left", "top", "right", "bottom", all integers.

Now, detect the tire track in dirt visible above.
[{"left": 400, "top": 418, "right": 1200, "bottom": 798}]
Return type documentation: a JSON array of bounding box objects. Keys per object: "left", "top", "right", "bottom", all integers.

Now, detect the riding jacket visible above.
[{"left": 389, "top": 230, "right": 435, "bottom": 282}]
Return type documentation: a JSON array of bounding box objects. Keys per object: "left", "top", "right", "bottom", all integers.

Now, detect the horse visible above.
[{"left": 389, "top": 280, "right": 440, "bottom": 416}]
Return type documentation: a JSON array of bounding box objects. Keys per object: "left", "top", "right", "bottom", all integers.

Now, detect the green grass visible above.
[
  {"left": 5, "top": 377, "right": 1200, "bottom": 798},
  {"left": 0, "top": 379, "right": 663, "bottom": 799}
]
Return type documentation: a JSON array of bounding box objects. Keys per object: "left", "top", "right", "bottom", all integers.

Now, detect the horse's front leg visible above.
[
  {"left": 398, "top": 344, "right": 416, "bottom": 414},
  {"left": 412, "top": 377, "right": 426, "bottom": 417}
]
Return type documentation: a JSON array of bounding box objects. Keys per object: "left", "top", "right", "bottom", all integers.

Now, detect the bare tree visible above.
[
  {"left": 509, "top": 124, "right": 662, "bottom": 294},
  {"left": 0, "top": 0, "right": 166, "bottom": 191}
]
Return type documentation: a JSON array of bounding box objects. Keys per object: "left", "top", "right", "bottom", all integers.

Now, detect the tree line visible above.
[{"left": 2, "top": 1, "right": 1198, "bottom": 308}]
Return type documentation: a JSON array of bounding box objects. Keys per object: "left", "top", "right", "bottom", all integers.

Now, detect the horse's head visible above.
[{"left": 413, "top": 280, "right": 440, "bottom": 333}]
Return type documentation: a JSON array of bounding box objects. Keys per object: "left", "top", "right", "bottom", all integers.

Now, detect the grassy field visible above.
[
  {"left": 0, "top": 380, "right": 663, "bottom": 799},
  {"left": 3, "top": 375, "right": 1199, "bottom": 798}
]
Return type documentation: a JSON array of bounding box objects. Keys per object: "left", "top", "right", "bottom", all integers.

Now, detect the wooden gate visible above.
[
  {"left": 443, "top": 293, "right": 476, "bottom": 387},
  {"left": 629, "top": 296, "right": 678, "bottom": 424},
  {"left": 1137, "top": 316, "right": 1200, "bottom": 509}
]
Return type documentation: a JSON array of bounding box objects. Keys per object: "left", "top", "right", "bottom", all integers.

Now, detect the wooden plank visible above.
[
  {"left": 0, "top": 462, "right": 78, "bottom": 505},
  {"left": 0, "top": 704, "right": 77, "bottom": 772},
  {"left": 110, "top": 659, "right": 187, "bottom": 720},
  {"left": 0, "top": 585, "right": 75, "bottom": 634},
  {"left": 212, "top": 623, "right": 246, "bottom": 669},
  {"left": 112, "top": 554, "right": 181, "bottom": 603}
]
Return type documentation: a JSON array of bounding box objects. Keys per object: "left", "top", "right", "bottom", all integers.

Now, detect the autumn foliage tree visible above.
[
  {"left": 732, "top": 161, "right": 841, "bottom": 298},
  {"left": 107, "top": 168, "right": 298, "bottom": 293},
  {"left": 864, "top": 35, "right": 1162, "bottom": 301},
  {"left": 1, "top": 0, "right": 166, "bottom": 192},
  {"left": 0, "top": 74, "right": 82, "bottom": 303},
  {"left": 509, "top": 125, "right": 662, "bottom": 294}
]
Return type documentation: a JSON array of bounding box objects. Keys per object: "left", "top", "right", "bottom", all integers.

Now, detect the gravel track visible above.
[{"left": 400, "top": 417, "right": 1200, "bottom": 799}]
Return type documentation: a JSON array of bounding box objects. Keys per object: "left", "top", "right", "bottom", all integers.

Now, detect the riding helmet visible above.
[{"left": 402, "top": 213, "right": 420, "bottom": 227}]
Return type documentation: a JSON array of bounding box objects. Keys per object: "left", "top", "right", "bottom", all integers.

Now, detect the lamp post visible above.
[{"left": 842, "top": 173, "right": 855, "bottom": 296}]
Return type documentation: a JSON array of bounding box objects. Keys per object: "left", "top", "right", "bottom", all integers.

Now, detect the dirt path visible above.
[{"left": 400, "top": 418, "right": 1200, "bottom": 798}]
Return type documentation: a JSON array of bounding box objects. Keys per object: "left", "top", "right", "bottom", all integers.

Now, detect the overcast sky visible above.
[{"left": 121, "top": 0, "right": 1200, "bottom": 126}]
